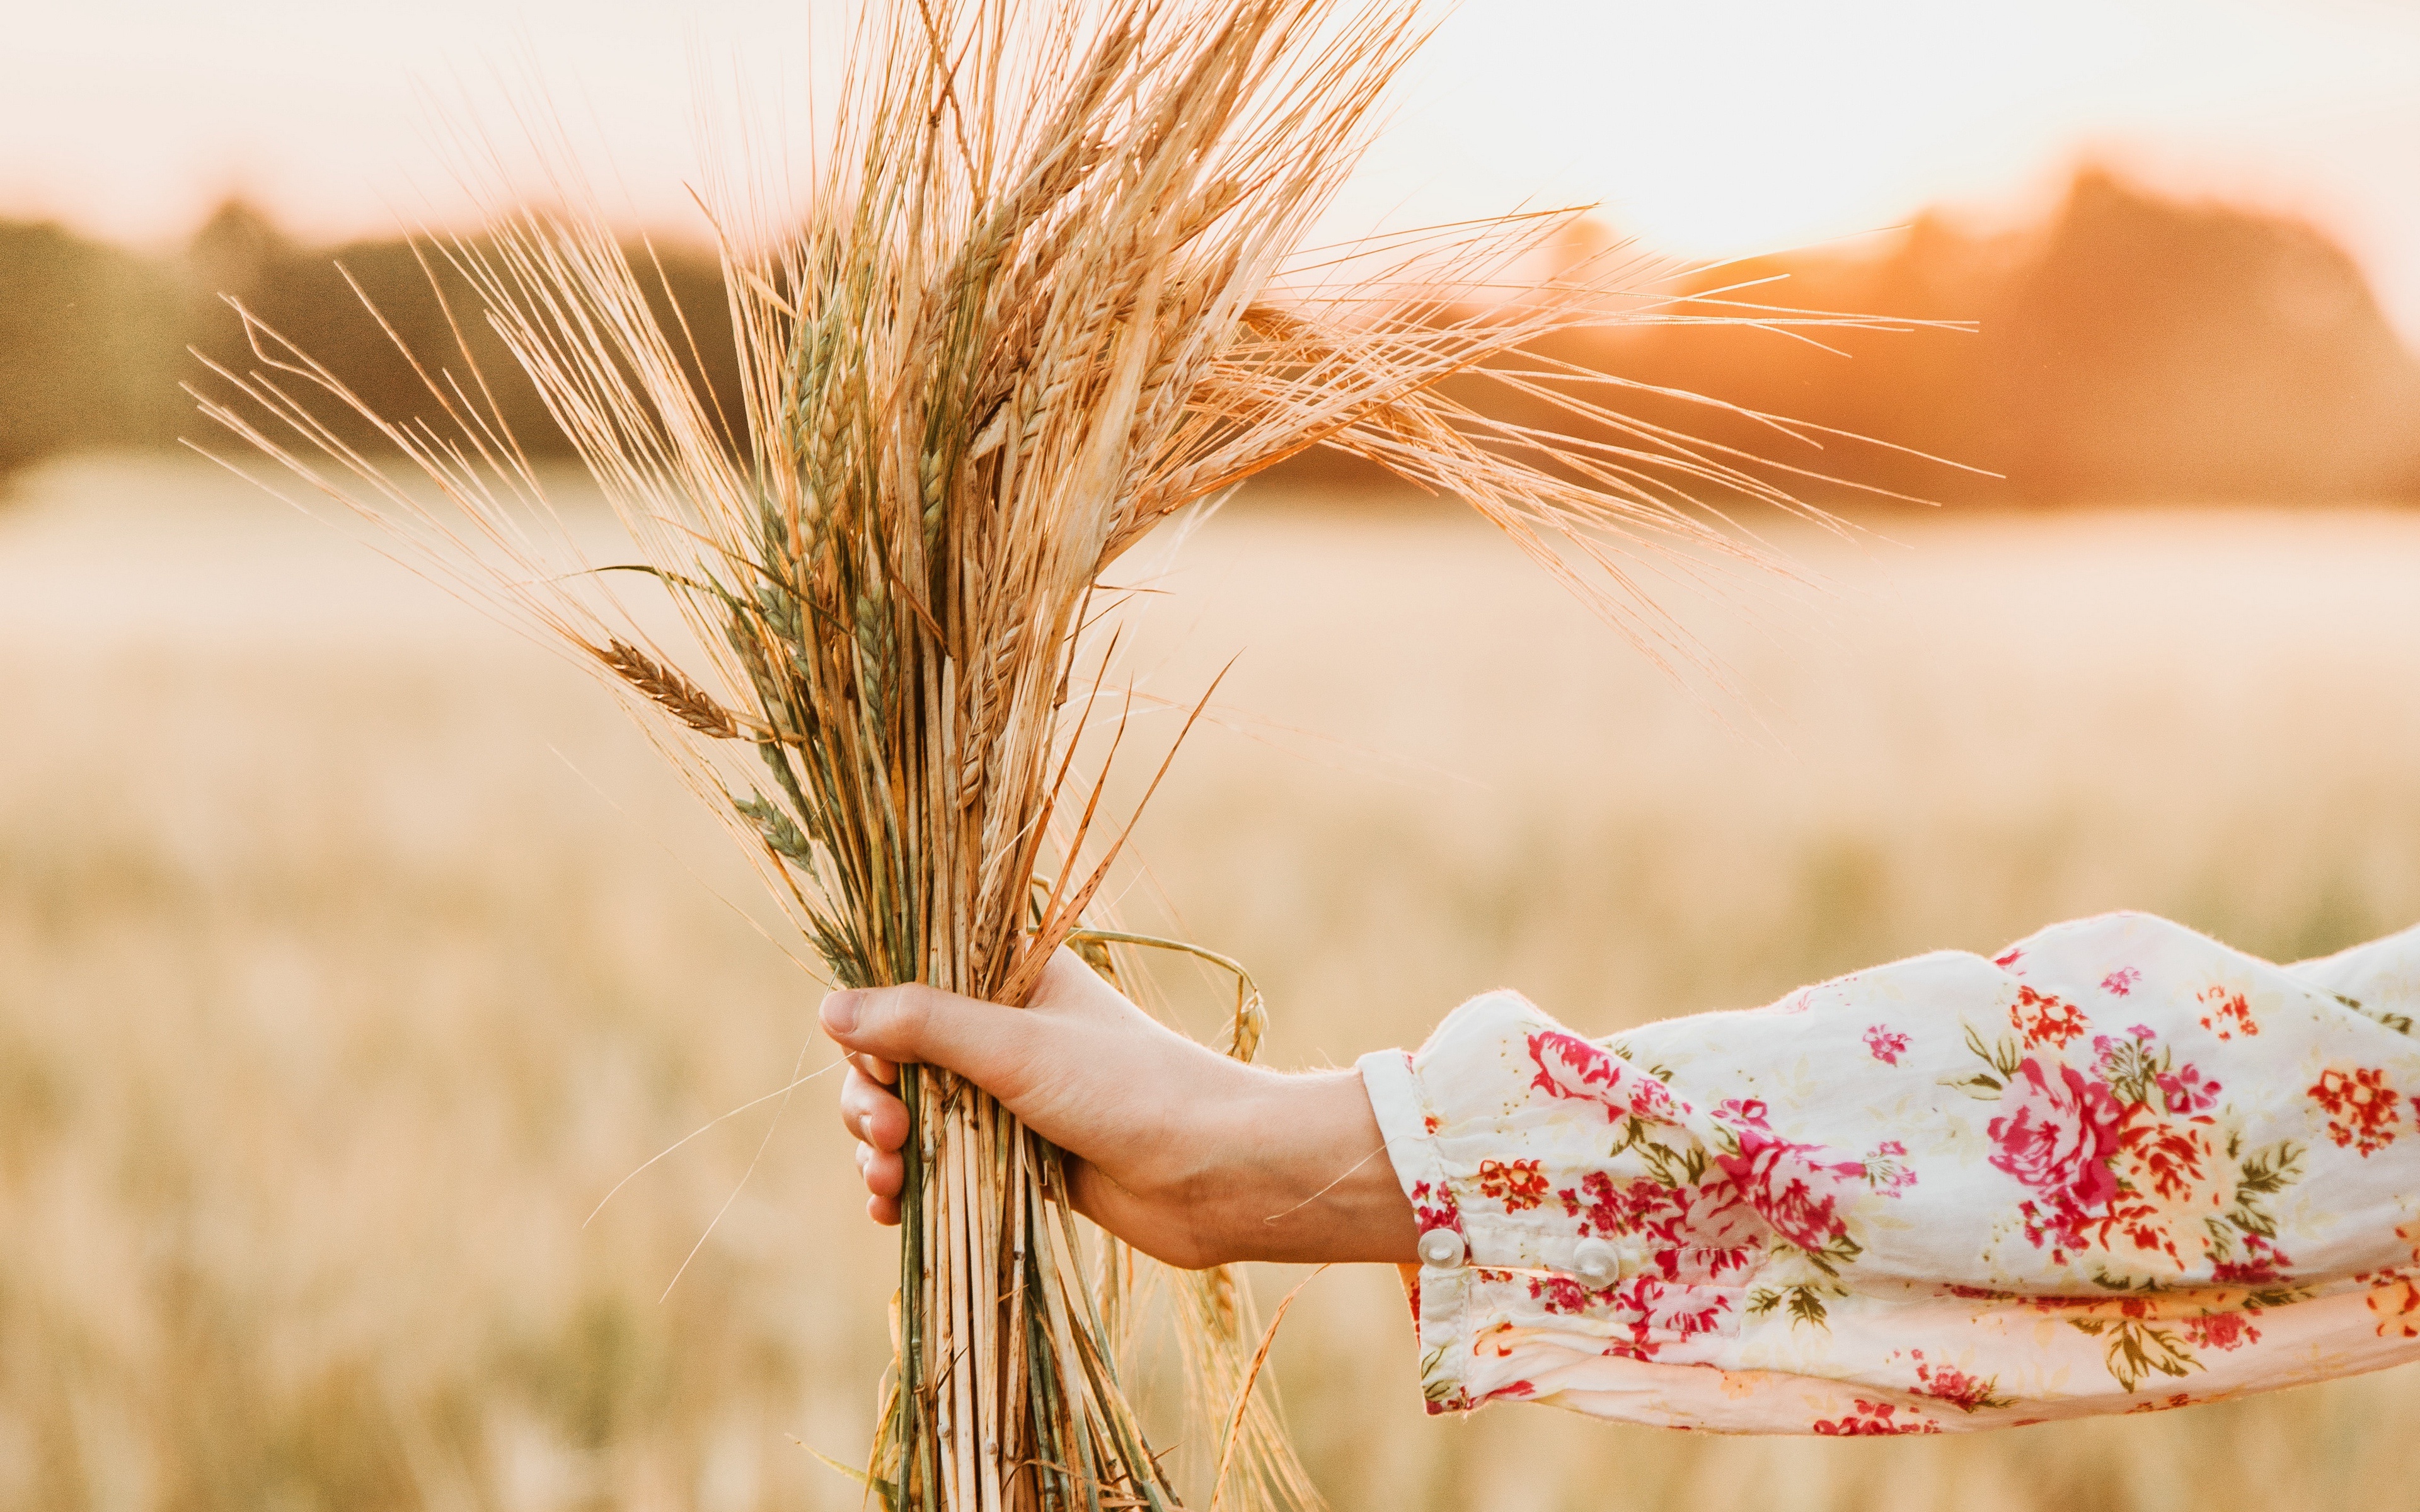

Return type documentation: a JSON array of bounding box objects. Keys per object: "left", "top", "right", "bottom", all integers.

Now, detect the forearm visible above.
[{"left": 1194, "top": 1068, "right": 1419, "bottom": 1266}]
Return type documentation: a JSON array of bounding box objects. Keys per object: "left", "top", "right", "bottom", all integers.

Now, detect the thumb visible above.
[{"left": 821, "top": 982, "right": 1046, "bottom": 1104}]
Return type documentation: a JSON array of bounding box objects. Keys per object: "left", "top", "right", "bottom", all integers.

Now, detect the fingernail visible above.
[{"left": 821, "top": 990, "right": 861, "bottom": 1036}]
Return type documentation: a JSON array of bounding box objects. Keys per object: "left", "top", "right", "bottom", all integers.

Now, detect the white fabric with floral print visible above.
[{"left": 1357, "top": 912, "right": 2420, "bottom": 1434}]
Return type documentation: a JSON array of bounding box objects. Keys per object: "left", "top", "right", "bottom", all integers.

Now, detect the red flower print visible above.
[
  {"left": 2368, "top": 1278, "right": 2420, "bottom": 1339},
  {"left": 1864, "top": 1025, "right": 1910, "bottom": 1065},
  {"left": 2010, "top": 985, "right": 2089, "bottom": 1048},
  {"left": 2101, "top": 967, "right": 2141, "bottom": 997},
  {"left": 1995, "top": 947, "right": 2024, "bottom": 969},
  {"left": 2198, "top": 986, "right": 2257, "bottom": 1040},
  {"left": 1526, "top": 1031, "right": 1676, "bottom": 1123},
  {"left": 2083, "top": 1101, "right": 2240, "bottom": 1276},
  {"left": 2310, "top": 1066, "right": 2403, "bottom": 1156},
  {"left": 1812, "top": 1400, "right": 1939, "bottom": 1436},
  {"left": 2211, "top": 1234, "right": 2295, "bottom": 1286},
  {"left": 2118, "top": 1111, "right": 2220, "bottom": 1206},
  {"left": 1477, "top": 1158, "right": 1550, "bottom": 1211},
  {"left": 1988, "top": 1057, "right": 2122, "bottom": 1238}
]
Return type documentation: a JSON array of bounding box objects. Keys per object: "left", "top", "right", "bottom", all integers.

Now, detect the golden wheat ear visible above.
[{"left": 192, "top": 2, "right": 1968, "bottom": 1508}]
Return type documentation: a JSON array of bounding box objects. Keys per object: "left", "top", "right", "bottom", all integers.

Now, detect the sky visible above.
[{"left": 9, "top": 0, "right": 2420, "bottom": 335}]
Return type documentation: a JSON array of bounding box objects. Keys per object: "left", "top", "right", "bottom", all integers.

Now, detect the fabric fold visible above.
[{"left": 1361, "top": 912, "right": 2420, "bottom": 1433}]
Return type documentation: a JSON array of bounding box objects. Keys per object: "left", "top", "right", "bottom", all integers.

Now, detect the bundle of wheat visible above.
[{"left": 192, "top": 1, "right": 1923, "bottom": 1507}]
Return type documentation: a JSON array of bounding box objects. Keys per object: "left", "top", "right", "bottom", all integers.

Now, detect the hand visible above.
[{"left": 821, "top": 949, "right": 1418, "bottom": 1269}]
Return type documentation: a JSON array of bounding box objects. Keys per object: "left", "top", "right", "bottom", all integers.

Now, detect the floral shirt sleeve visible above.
[{"left": 1357, "top": 911, "right": 2420, "bottom": 1433}]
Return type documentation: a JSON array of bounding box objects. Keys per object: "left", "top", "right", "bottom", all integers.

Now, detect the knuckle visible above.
[
  {"left": 860, "top": 985, "right": 922, "bottom": 1043},
  {"left": 894, "top": 983, "right": 947, "bottom": 1032}
]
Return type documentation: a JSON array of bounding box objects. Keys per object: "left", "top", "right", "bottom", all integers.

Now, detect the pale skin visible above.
[{"left": 822, "top": 949, "right": 1420, "bottom": 1269}]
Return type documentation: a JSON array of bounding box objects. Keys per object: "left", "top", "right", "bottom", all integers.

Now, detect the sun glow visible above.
[{"left": 5, "top": 0, "right": 2419, "bottom": 329}]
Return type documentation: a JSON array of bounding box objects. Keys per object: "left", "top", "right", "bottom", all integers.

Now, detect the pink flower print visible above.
[
  {"left": 2182, "top": 1312, "right": 2261, "bottom": 1352},
  {"left": 1910, "top": 1350, "right": 2012, "bottom": 1412},
  {"left": 1987, "top": 1057, "right": 2122, "bottom": 1219},
  {"left": 1864, "top": 1025, "right": 1910, "bottom": 1066},
  {"left": 1863, "top": 1141, "right": 1917, "bottom": 1198},
  {"left": 1526, "top": 1274, "right": 1596, "bottom": 1315},
  {"left": 2153, "top": 1062, "right": 2221, "bottom": 1115},
  {"left": 1812, "top": 1400, "right": 1940, "bottom": 1436},
  {"left": 1714, "top": 1124, "right": 1860, "bottom": 1251},
  {"left": 1586, "top": 1275, "right": 1736, "bottom": 1357},
  {"left": 1409, "top": 1179, "right": 1464, "bottom": 1236},
  {"left": 1526, "top": 1031, "right": 1676, "bottom": 1123},
  {"left": 2128, "top": 1023, "right": 2155, "bottom": 1040},
  {"left": 1713, "top": 1097, "right": 1771, "bottom": 1130},
  {"left": 1565, "top": 1171, "right": 1768, "bottom": 1278},
  {"left": 1666, "top": 1179, "right": 1770, "bottom": 1269},
  {"left": 1620, "top": 1274, "right": 1732, "bottom": 1341},
  {"left": 2101, "top": 967, "right": 2142, "bottom": 997}
]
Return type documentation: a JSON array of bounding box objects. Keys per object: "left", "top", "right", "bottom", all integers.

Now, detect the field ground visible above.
[{"left": 5, "top": 453, "right": 2420, "bottom": 1511}]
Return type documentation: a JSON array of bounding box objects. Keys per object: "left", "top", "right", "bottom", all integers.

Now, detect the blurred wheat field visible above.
[{"left": 4, "top": 454, "right": 2420, "bottom": 1512}]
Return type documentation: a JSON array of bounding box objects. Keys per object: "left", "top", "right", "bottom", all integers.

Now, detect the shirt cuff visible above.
[{"left": 1357, "top": 1045, "right": 1480, "bottom": 1414}]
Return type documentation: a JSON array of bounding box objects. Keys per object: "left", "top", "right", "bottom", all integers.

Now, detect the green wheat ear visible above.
[{"left": 190, "top": 1, "right": 1909, "bottom": 1503}]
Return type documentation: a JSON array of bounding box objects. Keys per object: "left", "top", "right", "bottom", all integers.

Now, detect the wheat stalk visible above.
[{"left": 187, "top": 1, "right": 1933, "bottom": 1506}]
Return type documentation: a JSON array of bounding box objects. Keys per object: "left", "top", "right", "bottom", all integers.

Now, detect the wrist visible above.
[{"left": 1207, "top": 1067, "right": 1418, "bottom": 1266}]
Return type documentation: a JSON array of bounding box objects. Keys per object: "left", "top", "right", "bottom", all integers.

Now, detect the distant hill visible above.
[
  {"left": 1547, "top": 169, "right": 2420, "bottom": 504},
  {"left": 5, "top": 171, "right": 2417, "bottom": 503}
]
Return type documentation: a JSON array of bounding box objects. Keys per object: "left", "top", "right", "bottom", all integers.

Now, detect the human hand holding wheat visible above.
[{"left": 828, "top": 949, "right": 1418, "bottom": 1269}]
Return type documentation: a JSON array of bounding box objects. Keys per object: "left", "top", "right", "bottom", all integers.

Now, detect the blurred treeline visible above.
[
  {"left": 5, "top": 168, "right": 2419, "bottom": 501},
  {"left": 0, "top": 200, "right": 735, "bottom": 479}
]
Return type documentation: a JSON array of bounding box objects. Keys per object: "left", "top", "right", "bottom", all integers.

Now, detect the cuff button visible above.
[
  {"left": 1572, "top": 1237, "right": 1623, "bottom": 1287},
  {"left": 1416, "top": 1228, "right": 1467, "bottom": 1269}
]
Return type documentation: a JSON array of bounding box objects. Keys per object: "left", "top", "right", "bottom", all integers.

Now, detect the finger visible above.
[
  {"left": 840, "top": 1065, "right": 910, "bottom": 1150},
  {"left": 860, "top": 1142, "right": 904, "bottom": 1200},
  {"left": 868, "top": 1193, "right": 901, "bottom": 1226},
  {"left": 822, "top": 982, "right": 1052, "bottom": 1105},
  {"left": 850, "top": 1050, "right": 899, "bottom": 1087}
]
